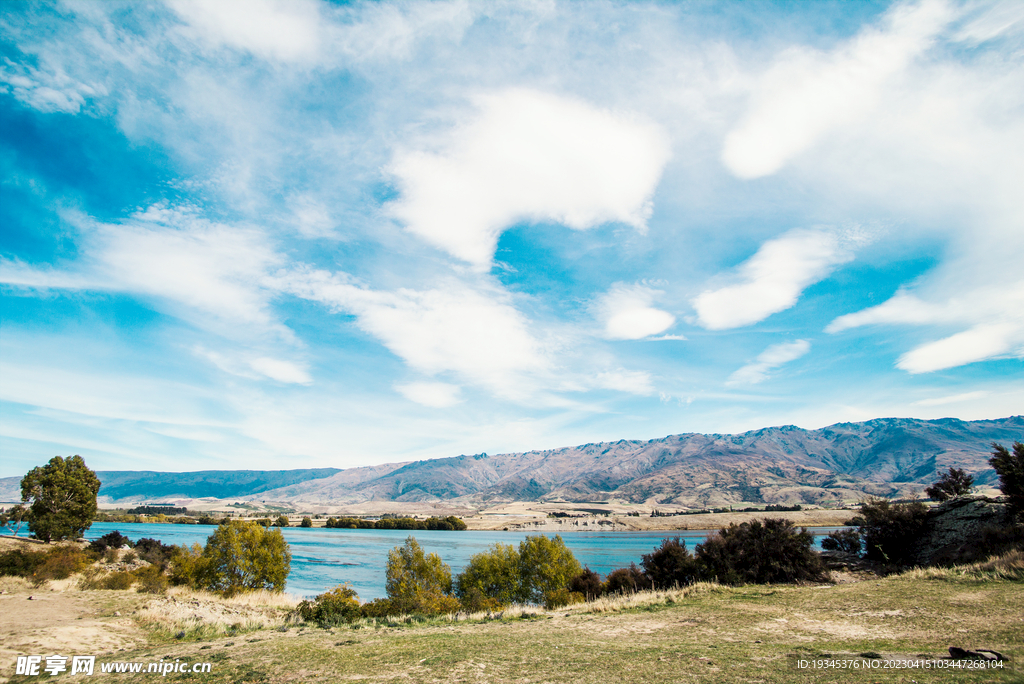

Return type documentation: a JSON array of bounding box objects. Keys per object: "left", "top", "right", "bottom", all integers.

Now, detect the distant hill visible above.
[
  {"left": 1, "top": 417, "right": 1020, "bottom": 506},
  {"left": 247, "top": 416, "right": 1024, "bottom": 507},
  {"left": 0, "top": 468, "right": 341, "bottom": 503}
]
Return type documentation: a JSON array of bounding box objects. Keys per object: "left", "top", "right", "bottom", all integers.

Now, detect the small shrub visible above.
[
  {"left": 123, "top": 550, "right": 138, "bottom": 564},
  {"left": 100, "top": 571, "right": 135, "bottom": 590},
  {"left": 360, "top": 597, "right": 395, "bottom": 618},
  {"left": 89, "top": 530, "right": 133, "bottom": 554},
  {"left": 297, "top": 584, "right": 362, "bottom": 625},
  {"left": 458, "top": 587, "right": 505, "bottom": 613},
  {"left": 604, "top": 564, "right": 652, "bottom": 594},
  {"left": 855, "top": 500, "right": 930, "bottom": 566},
  {"left": 0, "top": 548, "right": 48, "bottom": 577},
  {"left": 135, "top": 538, "right": 175, "bottom": 570},
  {"left": 821, "top": 528, "right": 863, "bottom": 555},
  {"left": 275, "top": 515, "right": 290, "bottom": 528},
  {"left": 103, "top": 547, "right": 119, "bottom": 564},
  {"left": 385, "top": 536, "right": 453, "bottom": 615},
  {"left": 925, "top": 467, "right": 975, "bottom": 502},
  {"left": 543, "top": 588, "right": 584, "bottom": 610},
  {"left": 695, "top": 518, "right": 829, "bottom": 585},
  {"left": 32, "top": 546, "right": 96, "bottom": 585},
  {"left": 300, "top": 517, "right": 313, "bottom": 528},
  {"left": 568, "top": 567, "right": 603, "bottom": 600},
  {"left": 132, "top": 564, "right": 169, "bottom": 594}
]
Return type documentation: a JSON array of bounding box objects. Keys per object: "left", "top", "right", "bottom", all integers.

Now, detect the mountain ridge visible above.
[{"left": 1, "top": 416, "right": 1020, "bottom": 506}]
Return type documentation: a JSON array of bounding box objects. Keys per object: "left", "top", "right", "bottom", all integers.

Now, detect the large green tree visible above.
[
  {"left": 385, "top": 536, "right": 454, "bottom": 614},
  {"left": 20, "top": 455, "right": 101, "bottom": 542},
  {"left": 204, "top": 520, "right": 291, "bottom": 593}
]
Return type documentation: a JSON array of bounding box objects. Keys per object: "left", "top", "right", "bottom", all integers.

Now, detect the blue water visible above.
[{"left": 63, "top": 522, "right": 848, "bottom": 599}]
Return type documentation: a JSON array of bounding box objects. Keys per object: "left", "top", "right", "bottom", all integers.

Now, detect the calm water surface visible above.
[{"left": 75, "top": 522, "right": 849, "bottom": 599}]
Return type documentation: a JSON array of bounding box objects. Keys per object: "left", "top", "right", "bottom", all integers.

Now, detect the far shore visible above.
[{"left": 70, "top": 498, "right": 866, "bottom": 532}]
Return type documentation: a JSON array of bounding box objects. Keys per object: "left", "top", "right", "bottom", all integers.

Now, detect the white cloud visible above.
[
  {"left": 722, "top": 0, "right": 953, "bottom": 179},
  {"left": 0, "top": 61, "right": 103, "bottom": 114},
  {"left": 167, "top": 0, "right": 323, "bottom": 64},
  {"left": 593, "top": 369, "right": 655, "bottom": 396},
  {"left": 597, "top": 283, "right": 675, "bottom": 340},
  {"left": 388, "top": 88, "right": 670, "bottom": 269},
  {"left": 913, "top": 390, "right": 990, "bottom": 407},
  {"left": 248, "top": 357, "right": 312, "bottom": 385},
  {"left": 727, "top": 340, "right": 811, "bottom": 385},
  {"left": 827, "top": 283, "right": 1024, "bottom": 373},
  {"left": 693, "top": 228, "right": 859, "bottom": 330},
  {"left": 396, "top": 381, "right": 463, "bottom": 408},
  {"left": 276, "top": 269, "right": 547, "bottom": 398}
]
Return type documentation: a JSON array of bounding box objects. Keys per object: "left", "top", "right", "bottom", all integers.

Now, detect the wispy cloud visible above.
[
  {"left": 693, "top": 228, "right": 861, "bottom": 330},
  {"left": 727, "top": 340, "right": 811, "bottom": 385},
  {"left": 722, "top": 0, "right": 953, "bottom": 179}
]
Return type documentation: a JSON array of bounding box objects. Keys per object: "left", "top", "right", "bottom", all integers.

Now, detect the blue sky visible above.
[{"left": 1, "top": 0, "right": 1022, "bottom": 477}]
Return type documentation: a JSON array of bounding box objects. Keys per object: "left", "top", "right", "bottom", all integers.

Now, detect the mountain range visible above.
[{"left": 2, "top": 416, "right": 1019, "bottom": 507}]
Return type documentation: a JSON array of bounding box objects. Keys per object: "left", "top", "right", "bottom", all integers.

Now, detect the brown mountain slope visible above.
[{"left": 252, "top": 416, "right": 1023, "bottom": 506}]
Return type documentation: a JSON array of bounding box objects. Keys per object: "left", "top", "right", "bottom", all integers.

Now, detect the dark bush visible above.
[
  {"left": 925, "top": 467, "right": 975, "bottom": 502},
  {"left": 89, "top": 531, "right": 134, "bottom": 554},
  {"left": 695, "top": 518, "right": 829, "bottom": 585},
  {"left": 855, "top": 500, "right": 930, "bottom": 566},
  {"left": 568, "top": 567, "right": 604, "bottom": 600},
  {"left": 641, "top": 537, "right": 701, "bottom": 589},
  {"left": 297, "top": 584, "right": 362, "bottom": 625},
  {"left": 990, "top": 441, "right": 1024, "bottom": 519},
  {"left": 300, "top": 517, "right": 313, "bottom": 528},
  {"left": 135, "top": 538, "right": 175, "bottom": 569},
  {"left": 603, "top": 564, "right": 652, "bottom": 594},
  {"left": 821, "top": 528, "right": 862, "bottom": 555},
  {"left": 0, "top": 548, "right": 48, "bottom": 577}
]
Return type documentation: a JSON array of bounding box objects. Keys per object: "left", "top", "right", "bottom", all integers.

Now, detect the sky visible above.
[{"left": 1, "top": 0, "right": 1022, "bottom": 477}]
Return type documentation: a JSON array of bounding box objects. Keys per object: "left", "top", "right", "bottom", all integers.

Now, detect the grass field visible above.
[{"left": 4, "top": 556, "right": 1022, "bottom": 684}]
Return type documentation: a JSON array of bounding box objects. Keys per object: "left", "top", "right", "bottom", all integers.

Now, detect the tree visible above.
[
  {"left": 990, "top": 441, "right": 1024, "bottom": 519},
  {"left": 201, "top": 520, "right": 291, "bottom": 593},
  {"left": 385, "top": 536, "right": 456, "bottom": 614},
  {"left": 641, "top": 537, "right": 701, "bottom": 589},
  {"left": 20, "top": 456, "right": 101, "bottom": 542},
  {"left": 455, "top": 542, "right": 522, "bottom": 605},
  {"left": 853, "top": 499, "right": 929, "bottom": 566},
  {"left": 695, "top": 518, "right": 828, "bottom": 584},
  {"left": 300, "top": 516, "right": 313, "bottom": 528},
  {"left": 275, "top": 514, "right": 290, "bottom": 527},
  {"left": 517, "top": 534, "right": 582, "bottom": 605},
  {"left": 925, "top": 467, "right": 975, "bottom": 502},
  {"left": 0, "top": 505, "right": 29, "bottom": 536}
]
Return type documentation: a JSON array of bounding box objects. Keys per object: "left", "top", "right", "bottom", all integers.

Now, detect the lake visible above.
[{"left": 58, "top": 522, "right": 852, "bottom": 599}]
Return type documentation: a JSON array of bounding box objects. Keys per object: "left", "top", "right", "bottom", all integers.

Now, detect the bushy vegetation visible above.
[
  {"left": 641, "top": 537, "right": 701, "bottom": 589},
  {"left": 297, "top": 584, "right": 362, "bottom": 625},
  {"left": 990, "top": 441, "right": 1024, "bottom": 519},
  {"left": 385, "top": 536, "right": 459, "bottom": 615},
  {"left": 695, "top": 518, "right": 829, "bottom": 585},
  {"left": 603, "top": 564, "right": 652, "bottom": 594},
  {"left": 851, "top": 499, "right": 929, "bottom": 566},
  {"left": 820, "top": 528, "right": 862, "bottom": 555},
  {"left": 0, "top": 545, "right": 98, "bottom": 585},
  {"left": 454, "top": 535, "right": 582, "bottom": 609},
  {"left": 925, "top": 467, "right": 975, "bottom": 501},
  {"left": 170, "top": 519, "right": 291, "bottom": 594},
  {"left": 325, "top": 515, "right": 467, "bottom": 530},
  {"left": 300, "top": 517, "right": 313, "bottom": 528},
  {"left": 88, "top": 530, "right": 134, "bottom": 554}
]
